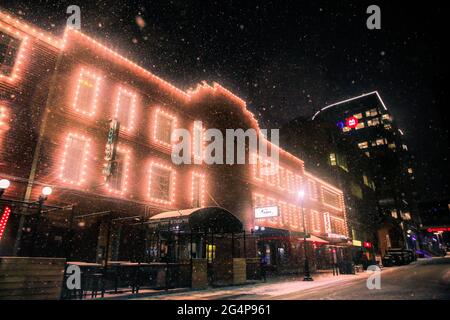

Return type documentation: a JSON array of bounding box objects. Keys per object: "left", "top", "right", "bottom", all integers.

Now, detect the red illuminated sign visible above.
[
  {"left": 345, "top": 116, "right": 359, "bottom": 129},
  {"left": 0, "top": 206, "right": 11, "bottom": 241},
  {"left": 427, "top": 227, "right": 450, "bottom": 233},
  {"left": 363, "top": 241, "right": 372, "bottom": 248}
]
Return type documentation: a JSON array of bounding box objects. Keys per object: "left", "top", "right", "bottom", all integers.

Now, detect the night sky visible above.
[{"left": 1, "top": 1, "right": 448, "bottom": 201}]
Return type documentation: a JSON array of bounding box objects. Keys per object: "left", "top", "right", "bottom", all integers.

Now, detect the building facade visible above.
[
  {"left": 312, "top": 92, "right": 420, "bottom": 253},
  {"left": 281, "top": 117, "right": 381, "bottom": 262},
  {"left": 0, "top": 11, "right": 348, "bottom": 275}
]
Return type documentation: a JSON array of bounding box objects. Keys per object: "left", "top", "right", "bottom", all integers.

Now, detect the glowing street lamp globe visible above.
[
  {"left": 0, "top": 179, "right": 10, "bottom": 190},
  {"left": 42, "top": 186, "right": 53, "bottom": 196},
  {"left": 298, "top": 189, "right": 305, "bottom": 200}
]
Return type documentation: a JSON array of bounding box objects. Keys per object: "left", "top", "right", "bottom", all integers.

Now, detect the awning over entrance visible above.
[
  {"left": 149, "top": 206, "right": 243, "bottom": 233},
  {"left": 305, "top": 235, "right": 329, "bottom": 244}
]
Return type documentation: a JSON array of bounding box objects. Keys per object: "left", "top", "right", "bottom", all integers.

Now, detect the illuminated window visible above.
[
  {"left": 0, "top": 29, "right": 28, "bottom": 83},
  {"left": 308, "top": 179, "right": 318, "bottom": 200},
  {"left": 73, "top": 69, "right": 101, "bottom": 116},
  {"left": 154, "top": 109, "right": 177, "bottom": 147},
  {"left": 206, "top": 244, "right": 216, "bottom": 263},
  {"left": 329, "top": 153, "right": 337, "bottom": 166},
  {"left": 148, "top": 162, "right": 176, "bottom": 204},
  {"left": 0, "top": 31, "right": 20, "bottom": 77},
  {"left": 60, "top": 133, "right": 90, "bottom": 185},
  {"left": 330, "top": 217, "right": 345, "bottom": 235},
  {"left": 364, "top": 151, "right": 370, "bottom": 157},
  {"left": 407, "top": 168, "right": 413, "bottom": 174},
  {"left": 376, "top": 138, "right": 386, "bottom": 146},
  {"left": 114, "top": 87, "right": 136, "bottom": 132},
  {"left": 402, "top": 144, "right": 408, "bottom": 151},
  {"left": 322, "top": 188, "right": 341, "bottom": 209},
  {"left": 367, "top": 118, "right": 380, "bottom": 126},
  {"left": 381, "top": 114, "right": 391, "bottom": 121},
  {"left": 355, "top": 122, "right": 365, "bottom": 130},
  {"left": 106, "top": 147, "right": 130, "bottom": 195},
  {"left": 388, "top": 143, "right": 396, "bottom": 150},
  {"left": 384, "top": 124, "right": 392, "bottom": 130},
  {"left": 365, "top": 108, "right": 378, "bottom": 117},
  {"left": 311, "top": 210, "right": 321, "bottom": 232},
  {"left": 358, "top": 141, "right": 368, "bottom": 149},
  {"left": 350, "top": 182, "right": 363, "bottom": 199},
  {"left": 342, "top": 126, "right": 350, "bottom": 132},
  {"left": 336, "top": 154, "right": 348, "bottom": 172},
  {"left": 391, "top": 210, "right": 398, "bottom": 219},
  {"left": 286, "top": 171, "right": 296, "bottom": 193},
  {"left": 191, "top": 172, "right": 206, "bottom": 207},
  {"left": 353, "top": 113, "right": 363, "bottom": 119},
  {"left": 0, "top": 106, "right": 7, "bottom": 130},
  {"left": 401, "top": 212, "right": 411, "bottom": 220}
]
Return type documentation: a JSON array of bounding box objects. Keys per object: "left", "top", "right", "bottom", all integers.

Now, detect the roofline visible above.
[{"left": 312, "top": 90, "right": 388, "bottom": 120}]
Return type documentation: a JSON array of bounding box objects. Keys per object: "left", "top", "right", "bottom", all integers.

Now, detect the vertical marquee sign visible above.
[
  {"left": 0, "top": 206, "right": 11, "bottom": 241},
  {"left": 103, "top": 118, "right": 120, "bottom": 181}
]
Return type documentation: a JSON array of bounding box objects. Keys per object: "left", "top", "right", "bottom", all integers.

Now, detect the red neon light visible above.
[
  {"left": 0, "top": 206, "right": 11, "bottom": 240},
  {"left": 363, "top": 241, "right": 372, "bottom": 248},
  {"left": 427, "top": 227, "right": 450, "bottom": 233},
  {"left": 345, "top": 116, "right": 359, "bottom": 129}
]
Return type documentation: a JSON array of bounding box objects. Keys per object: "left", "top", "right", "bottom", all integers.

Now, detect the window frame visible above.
[
  {"left": 114, "top": 87, "right": 137, "bottom": 133},
  {"left": 153, "top": 108, "right": 177, "bottom": 148},
  {"left": 59, "top": 133, "right": 91, "bottom": 186},
  {"left": 147, "top": 161, "right": 176, "bottom": 205},
  {"left": 0, "top": 26, "right": 29, "bottom": 84},
  {"left": 72, "top": 68, "right": 102, "bottom": 117}
]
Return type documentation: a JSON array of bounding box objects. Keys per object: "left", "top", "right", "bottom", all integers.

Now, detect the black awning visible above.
[{"left": 149, "top": 206, "right": 243, "bottom": 233}]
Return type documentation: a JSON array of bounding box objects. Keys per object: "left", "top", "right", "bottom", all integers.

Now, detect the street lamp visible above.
[
  {"left": 30, "top": 186, "right": 53, "bottom": 256},
  {"left": 298, "top": 189, "right": 313, "bottom": 281},
  {"left": 0, "top": 179, "right": 10, "bottom": 197}
]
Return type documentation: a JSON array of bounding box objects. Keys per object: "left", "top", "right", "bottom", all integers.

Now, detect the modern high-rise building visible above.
[
  {"left": 311, "top": 92, "right": 420, "bottom": 252},
  {"left": 281, "top": 116, "right": 380, "bottom": 262}
]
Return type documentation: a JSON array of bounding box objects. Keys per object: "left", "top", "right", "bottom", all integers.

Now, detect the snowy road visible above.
[{"left": 137, "top": 257, "right": 450, "bottom": 300}]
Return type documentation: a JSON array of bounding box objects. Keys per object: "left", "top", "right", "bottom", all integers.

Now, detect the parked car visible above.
[{"left": 382, "top": 248, "right": 412, "bottom": 266}]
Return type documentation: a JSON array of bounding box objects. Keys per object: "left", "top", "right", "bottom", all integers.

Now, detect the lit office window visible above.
[
  {"left": 358, "top": 141, "right": 368, "bottom": 149},
  {"left": 407, "top": 168, "right": 413, "bottom": 174},
  {"left": 329, "top": 153, "right": 337, "bottom": 166},
  {"left": 402, "top": 144, "right": 408, "bottom": 151},
  {"left": 365, "top": 108, "right": 378, "bottom": 117},
  {"left": 353, "top": 113, "right": 363, "bottom": 119},
  {"left": 342, "top": 126, "right": 350, "bottom": 132},
  {"left": 367, "top": 118, "right": 380, "bottom": 126},
  {"left": 376, "top": 138, "right": 386, "bottom": 146},
  {"left": 384, "top": 124, "right": 392, "bottom": 130},
  {"left": 355, "top": 122, "right": 365, "bottom": 130},
  {"left": 388, "top": 143, "right": 396, "bottom": 150},
  {"left": 382, "top": 114, "right": 391, "bottom": 121}
]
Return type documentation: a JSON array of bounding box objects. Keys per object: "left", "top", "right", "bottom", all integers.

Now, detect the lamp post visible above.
[
  {"left": 29, "top": 186, "right": 52, "bottom": 256},
  {"left": 0, "top": 179, "right": 10, "bottom": 198},
  {"left": 298, "top": 189, "right": 313, "bottom": 281}
]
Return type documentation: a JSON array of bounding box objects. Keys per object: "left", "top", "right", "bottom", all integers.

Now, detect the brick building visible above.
[{"left": 0, "top": 11, "right": 348, "bottom": 277}]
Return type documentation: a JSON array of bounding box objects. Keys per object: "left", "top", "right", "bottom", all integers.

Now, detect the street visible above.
[{"left": 138, "top": 257, "right": 450, "bottom": 300}]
